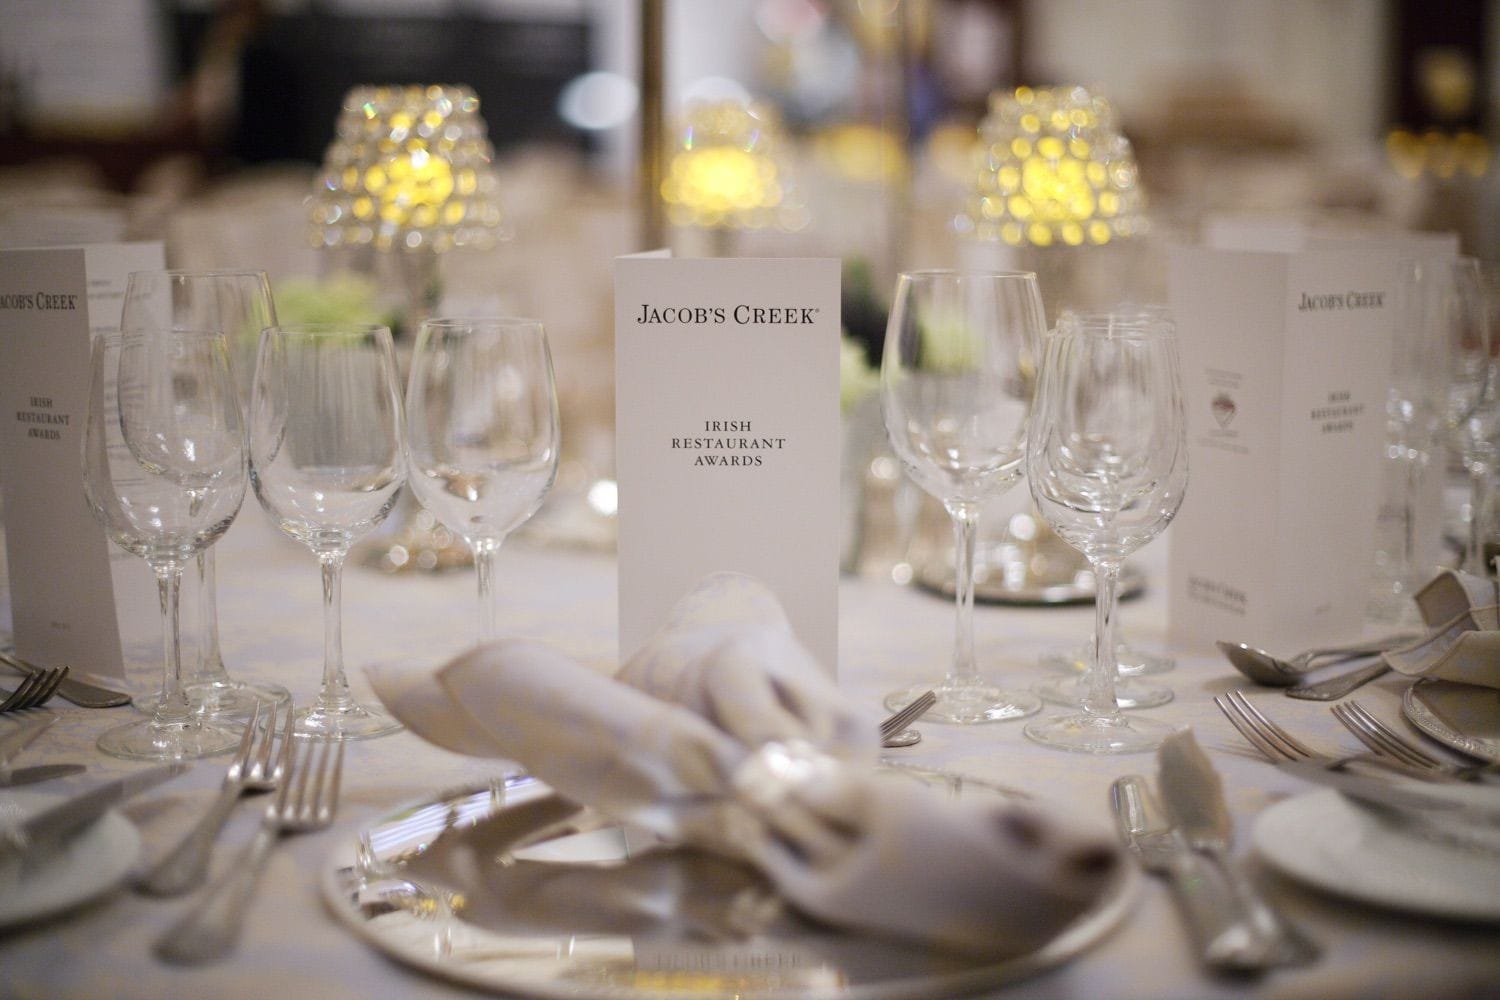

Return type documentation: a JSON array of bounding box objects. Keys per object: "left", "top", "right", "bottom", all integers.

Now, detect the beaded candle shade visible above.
[
  {"left": 661, "top": 100, "right": 804, "bottom": 233},
  {"left": 963, "top": 85, "right": 1146, "bottom": 248},
  {"left": 308, "top": 84, "right": 503, "bottom": 254}
]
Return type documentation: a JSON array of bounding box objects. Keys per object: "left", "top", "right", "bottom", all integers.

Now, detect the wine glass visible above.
[
  {"left": 1435, "top": 258, "right": 1494, "bottom": 576},
  {"left": 405, "top": 318, "right": 561, "bottom": 641},
  {"left": 82, "top": 327, "right": 246, "bottom": 759},
  {"left": 880, "top": 270, "right": 1044, "bottom": 724},
  {"left": 120, "top": 269, "right": 289, "bottom": 716},
  {"left": 1024, "top": 310, "right": 1187, "bottom": 753},
  {"left": 250, "top": 324, "right": 405, "bottom": 739}
]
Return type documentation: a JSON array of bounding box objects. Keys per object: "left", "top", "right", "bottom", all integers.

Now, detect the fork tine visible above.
[
  {"left": 0, "top": 672, "right": 44, "bottom": 712},
  {"left": 880, "top": 690, "right": 935, "bottom": 736},
  {"left": 1331, "top": 703, "right": 1437, "bottom": 769},
  {"left": 1228, "top": 690, "right": 1318, "bottom": 760},
  {"left": 19, "top": 667, "right": 66, "bottom": 709},
  {"left": 1343, "top": 701, "right": 1443, "bottom": 767},
  {"left": 310, "top": 738, "right": 343, "bottom": 824},
  {"left": 1215, "top": 694, "right": 1295, "bottom": 762}
]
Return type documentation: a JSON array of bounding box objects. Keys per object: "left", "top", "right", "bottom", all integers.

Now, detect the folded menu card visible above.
[
  {"left": 614, "top": 255, "right": 841, "bottom": 671},
  {"left": 0, "top": 243, "right": 163, "bottom": 678},
  {"left": 1167, "top": 238, "right": 1427, "bottom": 651}
]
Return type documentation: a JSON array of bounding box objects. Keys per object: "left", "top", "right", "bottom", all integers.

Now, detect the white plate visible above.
[
  {"left": 323, "top": 775, "right": 1136, "bottom": 999},
  {"left": 1252, "top": 789, "right": 1500, "bottom": 922},
  {"left": 0, "top": 790, "right": 140, "bottom": 929},
  {"left": 1402, "top": 678, "right": 1500, "bottom": 764}
]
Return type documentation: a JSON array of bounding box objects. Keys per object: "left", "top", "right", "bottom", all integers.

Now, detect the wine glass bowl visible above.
[
  {"left": 83, "top": 328, "right": 247, "bottom": 760},
  {"left": 120, "top": 269, "right": 288, "bottom": 717},
  {"left": 250, "top": 323, "right": 406, "bottom": 739},
  {"left": 880, "top": 270, "right": 1045, "bottom": 724},
  {"left": 1024, "top": 309, "right": 1187, "bottom": 753},
  {"left": 405, "top": 318, "right": 560, "bottom": 642}
]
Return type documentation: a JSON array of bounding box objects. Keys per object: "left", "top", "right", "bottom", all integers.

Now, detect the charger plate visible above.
[
  {"left": 1403, "top": 679, "right": 1500, "bottom": 763},
  {"left": 322, "top": 773, "right": 1135, "bottom": 999}
]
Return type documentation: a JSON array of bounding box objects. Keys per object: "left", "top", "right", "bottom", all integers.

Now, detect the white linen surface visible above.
[{"left": 1384, "top": 570, "right": 1500, "bottom": 687}]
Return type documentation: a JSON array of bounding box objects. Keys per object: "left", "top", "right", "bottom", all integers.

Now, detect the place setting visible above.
[{"left": 3, "top": 9, "right": 1500, "bottom": 996}]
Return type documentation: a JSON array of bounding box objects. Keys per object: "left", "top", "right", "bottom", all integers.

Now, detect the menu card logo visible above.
[{"left": 1211, "top": 392, "right": 1236, "bottom": 429}]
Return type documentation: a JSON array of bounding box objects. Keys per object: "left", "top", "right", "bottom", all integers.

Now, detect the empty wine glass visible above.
[
  {"left": 1436, "top": 258, "right": 1494, "bottom": 576},
  {"left": 1024, "top": 310, "right": 1187, "bottom": 753},
  {"left": 881, "top": 270, "right": 1044, "bottom": 724},
  {"left": 83, "top": 327, "right": 246, "bottom": 759},
  {"left": 250, "top": 324, "right": 405, "bottom": 739},
  {"left": 405, "top": 318, "right": 561, "bottom": 641},
  {"left": 121, "top": 269, "right": 289, "bottom": 716}
]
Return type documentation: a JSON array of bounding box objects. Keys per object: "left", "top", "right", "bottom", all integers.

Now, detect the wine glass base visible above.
[
  {"left": 1036, "top": 674, "right": 1173, "bottom": 709},
  {"left": 885, "top": 683, "right": 1042, "bottom": 725},
  {"left": 296, "top": 701, "right": 403, "bottom": 740},
  {"left": 135, "top": 678, "right": 292, "bottom": 720},
  {"left": 1023, "top": 712, "right": 1176, "bottom": 754},
  {"left": 1039, "top": 642, "right": 1175, "bottom": 677},
  {"left": 97, "top": 717, "right": 242, "bottom": 761}
]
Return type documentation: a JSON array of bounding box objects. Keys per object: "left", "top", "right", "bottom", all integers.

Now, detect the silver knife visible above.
[
  {"left": 0, "top": 650, "right": 132, "bottom": 709},
  {"left": 0, "top": 764, "right": 87, "bottom": 788},
  {"left": 1158, "top": 729, "right": 1319, "bottom": 967},
  {"left": 0, "top": 762, "right": 188, "bottom": 858},
  {"left": 1110, "top": 775, "right": 1269, "bottom": 972}
]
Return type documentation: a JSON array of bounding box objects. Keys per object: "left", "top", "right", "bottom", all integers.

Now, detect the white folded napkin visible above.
[
  {"left": 1384, "top": 570, "right": 1500, "bottom": 688},
  {"left": 366, "top": 573, "right": 1121, "bottom": 958}
]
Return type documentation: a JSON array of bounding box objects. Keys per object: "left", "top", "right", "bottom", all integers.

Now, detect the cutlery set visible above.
[{"left": 1112, "top": 731, "right": 1317, "bottom": 973}]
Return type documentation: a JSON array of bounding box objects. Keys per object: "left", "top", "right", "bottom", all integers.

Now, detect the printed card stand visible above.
[
  {"left": 1167, "top": 234, "right": 1456, "bottom": 652},
  {"left": 614, "top": 255, "right": 841, "bottom": 672},
  {"left": 0, "top": 243, "right": 164, "bottom": 679}
]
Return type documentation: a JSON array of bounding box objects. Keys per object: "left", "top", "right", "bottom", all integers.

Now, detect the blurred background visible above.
[{"left": 0, "top": 0, "right": 1495, "bottom": 568}]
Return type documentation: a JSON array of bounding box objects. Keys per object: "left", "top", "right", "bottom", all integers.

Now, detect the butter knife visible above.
[
  {"left": 0, "top": 763, "right": 187, "bottom": 859},
  {"left": 0, "top": 650, "right": 132, "bottom": 709},
  {"left": 1158, "top": 729, "right": 1319, "bottom": 967},
  {"left": 0, "top": 764, "right": 87, "bottom": 788},
  {"left": 1110, "top": 775, "right": 1269, "bottom": 972}
]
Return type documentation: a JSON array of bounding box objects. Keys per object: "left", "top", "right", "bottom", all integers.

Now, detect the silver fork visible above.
[
  {"left": 154, "top": 734, "right": 344, "bottom": 965},
  {"left": 138, "top": 701, "right": 289, "bottom": 896},
  {"left": 1216, "top": 690, "right": 1462, "bottom": 782},
  {"left": 1331, "top": 701, "right": 1500, "bottom": 781},
  {"left": 880, "top": 690, "right": 936, "bottom": 747},
  {"left": 0, "top": 667, "right": 68, "bottom": 713}
]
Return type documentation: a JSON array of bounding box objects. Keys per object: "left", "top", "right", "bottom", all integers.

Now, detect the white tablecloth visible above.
[{"left": 1, "top": 511, "right": 1496, "bottom": 999}]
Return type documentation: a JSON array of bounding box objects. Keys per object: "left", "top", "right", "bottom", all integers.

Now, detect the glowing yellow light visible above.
[
  {"left": 663, "top": 100, "right": 798, "bottom": 231},
  {"left": 963, "top": 85, "right": 1146, "bottom": 246},
  {"left": 811, "top": 123, "right": 904, "bottom": 182},
  {"left": 308, "top": 84, "right": 503, "bottom": 253}
]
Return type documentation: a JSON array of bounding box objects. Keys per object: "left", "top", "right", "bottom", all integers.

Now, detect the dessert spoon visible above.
[{"left": 1216, "top": 633, "right": 1414, "bottom": 687}]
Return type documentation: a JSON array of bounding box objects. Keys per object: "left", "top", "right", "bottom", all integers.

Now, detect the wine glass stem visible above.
[
  {"left": 152, "top": 564, "right": 193, "bottom": 726},
  {"left": 195, "top": 549, "right": 228, "bottom": 680},
  {"left": 317, "top": 549, "right": 355, "bottom": 713},
  {"left": 475, "top": 538, "right": 501, "bottom": 643},
  {"left": 1086, "top": 559, "right": 1123, "bottom": 720},
  {"left": 1464, "top": 454, "right": 1492, "bottom": 575},
  {"left": 946, "top": 501, "right": 981, "bottom": 687}
]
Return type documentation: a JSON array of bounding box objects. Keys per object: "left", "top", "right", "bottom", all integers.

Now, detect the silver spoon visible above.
[{"left": 1216, "top": 633, "right": 1416, "bottom": 687}]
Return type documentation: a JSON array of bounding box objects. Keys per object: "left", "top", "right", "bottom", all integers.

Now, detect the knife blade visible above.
[
  {"left": 1158, "top": 729, "right": 1319, "bottom": 967},
  {"left": 0, "top": 650, "right": 132, "bottom": 709},
  {"left": 1110, "top": 775, "right": 1269, "bottom": 972},
  {"left": 0, "top": 762, "right": 188, "bottom": 859},
  {"left": 0, "top": 764, "right": 87, "bottom": 788}
]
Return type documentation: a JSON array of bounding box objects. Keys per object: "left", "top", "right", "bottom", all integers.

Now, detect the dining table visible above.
[{"left": 1, "top": 506, "right": 1497, "bottom": 1000}]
